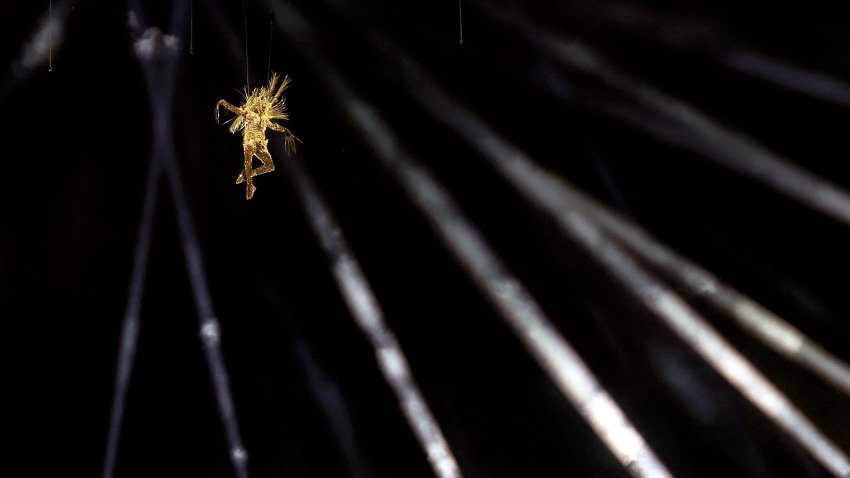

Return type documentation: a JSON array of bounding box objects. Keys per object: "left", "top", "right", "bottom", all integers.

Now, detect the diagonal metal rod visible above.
[
  {"left": 558, "top": 180, "right": 850, "bottom": 398},
  {"left": 101, "top": 7, "right": 250, "bottom": 477},
  {"left": 267, "top": 3, "right": 673, "bottom": 476},
  {"left": 436, "top": 1, "right": 850, "bottom": 396},
  {"left": 469, "top": 0, "right": 850, "bottom": 229},
  {"left": 349, "top": 17, "right": 850, "bottom": 398},
  {"left": 161, "top": 85, "right": 250, "bottom": 478},
  {"left": 154, "top": 53, "right": 250, "bottom": 478},
  {"left": 346, "top": 21, "right": 850, "bottom": 477},
  {"left": 201, "top": 3, "right": 461, "bottom": 473},
  {"left": 543, "top": 0, "right": 850, "bottom": 107},
  {"left": 101, "top": 106, "right": 163, "bottom": 478},
  {"left": 278, "top": 150, "right": 464, "bottom": 478},
  {"left": 289, "top": 335, "right": 375, "bottom": 478},
  {"left": 723, "top": 49, "right": 850, "bottom": 107},
  {"left": 101, "top": 6, "right": 177, "bottom": 477}
]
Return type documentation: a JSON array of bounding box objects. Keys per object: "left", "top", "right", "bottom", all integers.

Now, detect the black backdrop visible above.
[{"left": 4, "top": 1, "right": 850, "bottom": 477}]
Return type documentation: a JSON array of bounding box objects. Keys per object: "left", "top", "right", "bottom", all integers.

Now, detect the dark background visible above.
[{"left": 3, "top": 0, "right": 850, "bottom": 477}]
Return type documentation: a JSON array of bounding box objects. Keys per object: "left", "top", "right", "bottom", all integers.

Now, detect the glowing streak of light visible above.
[
  {"left": 474, "top": 0, "right": 850, "bottom": 230},
  {"left": 267, "top": 4, "right": 673, "bottom": 476},
  {"left": 362, "top": 25, "right": 850, "bottom": 477},
  {"left": 280, "top": 152, "right": 465, "bottom": 478}
]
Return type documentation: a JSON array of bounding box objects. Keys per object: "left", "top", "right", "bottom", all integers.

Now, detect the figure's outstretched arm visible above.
[
  {"left": 215, "top": 100, "right": 242, "bottom": 123},
  {"left": 269, "top": 122, "right": 302, "bottom": 152},
  {"left": 267, "top": 121, "right": 291, "bottom": 133},
  {"left": 285, "top": 133, "right": 301, "bottom": 153}
]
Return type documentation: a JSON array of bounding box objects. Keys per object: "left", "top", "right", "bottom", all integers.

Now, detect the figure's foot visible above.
[
  {"left": 245, "top": 183, "right": 256, "bottom": 200},
  {"left": 236, "top": 170, "right": 245, "bottom": 184}
]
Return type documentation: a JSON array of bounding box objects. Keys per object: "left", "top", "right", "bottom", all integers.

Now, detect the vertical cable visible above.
[
  {"left": 243, "top": 0, "right": 249, "bottom": 88},
  {"left": 267, "top": 13, "right": 273, "bottom": 79},
  {"left": 189, "top": 0, "right": 194, "bottom": 54},
  {"left": 48, "top": 0, "right": 53, "bottom": 71},
  {"left": 457, "top": 0, "right": 463, "bottom": 45}
]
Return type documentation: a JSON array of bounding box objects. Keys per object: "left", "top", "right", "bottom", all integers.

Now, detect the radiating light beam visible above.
[
  {"left": 359, "top": 24, "right": 850, "bottom": 477},
  {"left": 266, "top": 4, "right": 673, "bottom": 476},
  {"left": 279, "top": 150, "right": 464, "bottom": 478}
]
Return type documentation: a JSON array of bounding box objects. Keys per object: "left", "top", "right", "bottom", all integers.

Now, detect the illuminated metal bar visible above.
[
  {"left": 468, "top": 0, "right": 850, "bottom": 230},
  {"left": 103, "top": 6, "right": 249, "bottom": 477},
  {"left": 267, "top": 4, "right": 673, "bottom": 476},
  {"left": 360, "top": 27, "right": 850, "bottom": 477},
  {"left": 281, "top": 151, "right": 464, "bottom": 478}
]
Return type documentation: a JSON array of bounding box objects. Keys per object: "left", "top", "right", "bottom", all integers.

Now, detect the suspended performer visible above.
[{"left": 215, "top": 73, "right": 299, "bottom": 199}]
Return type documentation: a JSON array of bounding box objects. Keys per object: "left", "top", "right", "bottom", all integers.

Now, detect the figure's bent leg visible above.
[
  {"left": 236, "top": 144, "right": 254, "bottom": 184},
  {"left": 252, "top": 146, "right": 276, "bottom": 178},
  {"left": 241, "top": 148, "right": 256, "bottom": 199},
  {"left": 238, "top": 145, "right": 275, "bottom": 184}
]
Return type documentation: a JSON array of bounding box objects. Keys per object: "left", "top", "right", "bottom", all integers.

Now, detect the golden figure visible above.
[{"left": 215, "top": 73, "right": 298, "bottom": 199}]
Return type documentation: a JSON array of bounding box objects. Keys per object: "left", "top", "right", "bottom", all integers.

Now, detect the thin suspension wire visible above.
[
  {"left": 0, "top": 0, "right": 69, "bottom": 99},
  {"left": 243, "top": 0, "right": 249, "bottom": 88},
  {"left": 200, "top": 8, "right": 447, "bottom": 471},
  {"left": 189, "top": 0, "right": 194, "bottom": 54},
  {"left": 48, "top": 0, "right": 52, "bottom": 71},
  {"left": 359, "top": 26, "right": 850, "bottom": 477},
  {"left": 267, "top": 4, "right": 673, "bottom": 476},
  {"left": 210, "top": 8, "right": 462, "bottom": 473},
  {"left": 279, "top": 151, "right": 464, "bottom": 478},
  {"left": 457, "top": 0, "right": 463, "bottom": 45},
  {"left": 201, "top": 0, "right": 243, "bottom": 73},
  {"left": 267, "top": 13, "right": 273, "bottom": 79}
]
